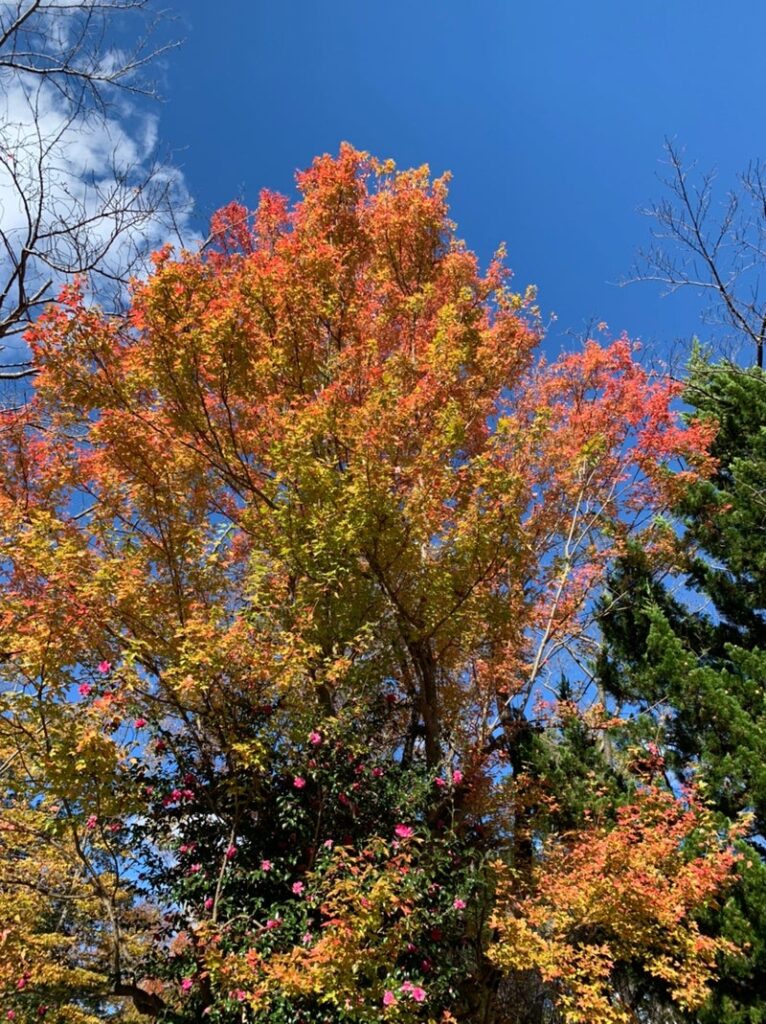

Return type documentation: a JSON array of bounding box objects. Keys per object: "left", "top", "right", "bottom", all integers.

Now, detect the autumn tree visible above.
[{"left": 0, "top": 147, "right": 741, "bottom": 1023}]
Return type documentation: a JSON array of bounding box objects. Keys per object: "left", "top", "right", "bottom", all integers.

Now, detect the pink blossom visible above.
[
  {"left": 452, "top": 769, "right": 463, "bottom": 785},
  {"left": 97, "top": 660, "right": 112, "bottom": 674},
  {"left": 308, "top": 730, "right": 322, "bottom": 745},
  {"left": 265, "top": 918, "right": 280, "bottom": 930},
  {"left": 410, "top": 986, "right": 427, "bottom": 1003},
  {"left": 189, "top": 863, "right": 202, "bottom": 874},
  {"left": 394, "top": 824, "right": 414, "bottom": 839},
  {"left": 323, "top": 839, "right": 334, "bottom": 849},
  {"left": 293, "top": 776, "right": 306, "bottom": 789},
  {"left": 7, "top": 1011, "right": 16, "bottom": 1020},
  {"left": 134, "top": 718, "right": 147, "bottom": 728},
  {"left": 434, "top": 777, "right": 446, "bottom": 788},
  {"left": 382, "top": 990, "right": 397, "bottom": 1007},
  {"left": 401, "top": 981, "right": 413, "bottom": 993},
  {"left": 78, "top": 683, "right": 92, "bottom": 697},
  {"left": 180, "top": 978, "right": 193, "bottom": 992},
  {"left": 225, "top": 844, "right": 237, "bottom": 860},
  {"left": 292, "top": 881, "right": 304, "bottom": 895},
  {"left": 453, "top": 898, "right": 467, "bottom": 910},
  {"left": 232, "top": 989, "right": 246, "bottom": 1002},
  {"left": 302, "top": 931, "right": 313, "bottom": 945},
  {"left": 204, "top": 897, "right": 214, "bottom": 911},
  {"left": 85, "top": 814, "right": 98, "bottom": 830},
  {"left": 372, "top": 766, "right": 384, "bottom": 777},
  {"left": 260, "top": 859, "right": 272, "bottom": 872}
]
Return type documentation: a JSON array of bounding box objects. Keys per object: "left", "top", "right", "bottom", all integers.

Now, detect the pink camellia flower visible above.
[
  {"left": 453, "top": 898, "right": 467, "bottom": 910},
  {"left": 308, "top": 730, "right": 322, "bottom": 745},
  {"left": 293, "top": 775, "right": 306, "bottom": 789},
  {"left": 265, "top": 918, "right": 280, "bottom": 930},
  {"left": 85, "top": 814, "right": 98, "bottom": 830},
  {"left": 292, "top": 881, "right": 304, "bottom": 895},
  {"left": 232, "top": 989, "right": 246, "bottom": 1002},
  {"left": 434, "top": 777, "right": 446, "bottom": 788},
  {"left": 261, "top": 859, "right": 272, "bottom": 872},
  {"left": 394, "top": 824, "right": 414, "bottom": 839},
  {"left": 323, "top": 838, "right": 333, "bottom": 849},
  {"left": 372, "top": 766, "right": 384, "bottom": 777},
  {"left": 97, "top": 660, "right": 112, "bottom": 674},
  {"left": 7, "top": 1010, "right": 17, "bottom": 1019},
  {"left": 410, "top": 986, "right": 427, "bottom": 1003},
  {"left": 78, "top": 683, "right": 92, "bottom": 697},
  {"left": 189, "top": 863, "right": 202, "bottom": 874},
  {"left": 225, "top": 844, "right": 237, "bottom": 860},
  {"left": 400, "top": 981, "right": 413, "bottom": 993},
  {"left": 382, "top": 990, "right": 397, "bottom": 1007},
  {"left": 134, "top": 718, "right": 147, "bottom": 728},
  {"left": 452, "top": 769, "right": 463, "bottom": 785},
  {"left": 180, "top": 978, "right": 193, "bottom": 992},
  {"left": 204, "top": 897, "right": 214, "bottom": 911}
]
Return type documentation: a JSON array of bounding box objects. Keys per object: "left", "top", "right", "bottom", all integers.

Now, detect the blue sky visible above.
[{"left": 160, "top": 1, "right": 765, "bottom": 361}]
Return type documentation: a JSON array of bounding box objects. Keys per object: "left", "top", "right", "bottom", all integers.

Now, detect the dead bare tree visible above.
[
  {"left": 627, "top": 138, "right": 766, "bottom": 368},
  {"left": 0, "top": 1, "right": 191, "bottom": 379}
]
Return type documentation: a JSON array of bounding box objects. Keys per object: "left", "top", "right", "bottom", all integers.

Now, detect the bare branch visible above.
[
  {"left": 626, "top": 139, "right": 766, "bottom": 367},
  {"left": 0, "top": 0, "right": 194, "bottom": 385}
]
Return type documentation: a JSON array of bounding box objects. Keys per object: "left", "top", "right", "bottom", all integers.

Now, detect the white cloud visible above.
[{"left": 0, "top": 2, "right": 199, "bottom": 360}]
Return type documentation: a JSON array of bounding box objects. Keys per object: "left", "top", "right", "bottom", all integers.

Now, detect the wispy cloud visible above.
[{"left": 0, "top": 1, "right": 198, "bottom": 365}]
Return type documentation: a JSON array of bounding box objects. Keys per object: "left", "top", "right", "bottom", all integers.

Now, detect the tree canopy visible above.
[{"left": 0, "top": 147, "right": 745, "bottom": 1023}]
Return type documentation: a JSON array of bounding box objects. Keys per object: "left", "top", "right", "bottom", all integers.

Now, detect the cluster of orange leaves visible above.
[{"left": 489, "top": 788, "right": 742, "bottom": 1024}]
